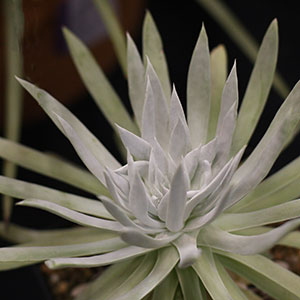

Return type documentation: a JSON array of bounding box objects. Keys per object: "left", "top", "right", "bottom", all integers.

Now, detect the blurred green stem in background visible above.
[
  {"left": 2, "top": 0, "right": 24, "bottom": 223},
  {"left": 93, "top": 0, "right": 127, "bottom": 77}
]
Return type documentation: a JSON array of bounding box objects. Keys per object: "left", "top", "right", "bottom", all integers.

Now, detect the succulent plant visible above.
[{"left": 2, "top": 12, "right": 300, "bottom": 300}]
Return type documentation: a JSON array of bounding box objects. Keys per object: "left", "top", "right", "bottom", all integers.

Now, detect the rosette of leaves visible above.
[{"left": 1, "top": 12, "right": 300, "bottom": 300}]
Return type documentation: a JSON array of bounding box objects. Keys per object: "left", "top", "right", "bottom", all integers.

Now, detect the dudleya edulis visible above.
[{"left": 1, "top": 12, "right": 300, "bottom": 300}]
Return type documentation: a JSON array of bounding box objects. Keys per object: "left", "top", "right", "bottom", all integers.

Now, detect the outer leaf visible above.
[
  {"left": 0, "top": 236, "right": 125, "bottom": 271},
  {"left": 143, "top": 11, "right": 171, "bottom": 101},
  {"left": 0, "top": 176, "right": 112, "bottom": 219},
  {"left": 18, "top": 199, "right": 122, "bottom": 231},
  {"left": 0, "top": 223, "right": 106, "bottom": 245},
  {"left": 199, "top": 219, "right": 300, "bottom": 255},
  {"left": 242, "top": 290, "right": 263, "bottom": 300},
  {"left": 187, "top": 25, "right": 211, "bottom": 147},
  {"left": 63, "top": 28, "right": 138, "bottom": 135},
  {"left": 75, "top": 257, "right": 142, "bottom": 300},
  {"left": 17, "top": 78, "right": 120, "bottom": 170},
  {"left": 225, "top": 79, "right": 300, "bottom": 209},
  {"left": 152, "top": 270, "right": 178, "bottom": 300},
  {"left": 115, "top": 247, "right": 179, "bottom": 300},
  {"left": 214, "top": 256, "right": 248, "bottom": 300},
  {"left": 192, "top": 247, "right": 232, "bottom": 300},
  {"left": 46, "top": 245, "right": 152, "bottom": 269},
  {"left": 217, "top": 251, "right": 300, "bottom": 300},
  {"left": 107, "top": 253, "right": 156, "bottom": 299},
  {"left": 231, "top": 226, "right": 300, "bottom": 251},
  {"left": 176, "top": 267, "right": 204, "bottom": 300},
  {"left": 278, "top": 230, "right": 300, "bottom": 249},
  {"left": 127, "top": 34, "right": 145, "bottom": 128},
  {"left": 207, "top": 45, "right": 227, "bottom": 140},
  {"left": 56, "top": 114, "right": 106, "bottom": 185},
  {"left": 231, "top": 19, "right": 278, "bottom": 155},
  {"left": 231, "top": 155, "right": 300, "bottom": 212},
  {"left": 0, "top": 137, "right": 107, "bottom": 196},
  {"left": 215, "top": 199, "right": 300, "bottom": 231}
]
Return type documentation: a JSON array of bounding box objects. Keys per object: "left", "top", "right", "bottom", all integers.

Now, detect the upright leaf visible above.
[
  {"left": 127, "top": 34, "right": 145, "bottom": 127},
  {"left": 231, "top": 19, "right": 278, "bottom": 155},
  {"left": 17, "top": 78, "right": 120, "bottom": 170},
  {"left": 187, "top": 25, "right": 211, "bottom": 147},
  {"left": 225, "top": 79, "right": 300, "bottom": 209},
  {"left": 207, "top": 45, "right": 228, "bottom": 140},
  {"left": 231, "top": 155, "right": 300, "bottom": 212},
  {"left": 63, "top": 28, "right": 138, "bottom": 135},
  {"left": 142, "top": 12, "right": 171, "bottom": 101}
]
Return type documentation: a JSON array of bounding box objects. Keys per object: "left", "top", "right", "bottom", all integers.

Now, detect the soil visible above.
[{"left": 40, "top": 265, "right": 104, "bottom": 300}]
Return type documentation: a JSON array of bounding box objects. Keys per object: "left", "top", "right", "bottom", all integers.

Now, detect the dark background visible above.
[{"left": 1, "top": 0, "right": 300, "bottom": 298}]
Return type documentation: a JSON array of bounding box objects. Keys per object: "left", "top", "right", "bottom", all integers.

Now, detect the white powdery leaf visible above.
[
  {"left": 55, "top": 114, "right": 106, "bottom": 185},
  {"left": 200, "top": 138, "right": 217, "bottom": 164},
  {"left": 117, "top": 124, "right": 151, "bottom": 160},
  {"left": 127, "top": 33, "right": 145, "bottom": 128},
  {"left": 121, "top": 229, "right": 180, "bottom": 248},
  {"left": 184, "top": 157, "right": 233, "bottom": 221},
  {"left": 172, "top": 232, "right": 201, "bottom": 268},
  {"left": 214, "top": 102, "right": 238, "bottom": 171},
  {"left": 169, "top": 118, "right": 191, "bottom": 162},
  {"left": 169, "top": 86, "right": 189, "bottom": 135},
  {"left": 152, "top": 138, "right": 169, "bottom": 175},
  {"left": 141, "top": 78, "right": 156, "bottom": 144},
  {"left": 183, "top": 146, "right": 202, "bottom": 181},
  {"left": 157, "top": 190, "right": 170, "bottom": 221},
  {"left": 146, "top": 58, "right": 169, "bottom": 149},
  {"left": 166, "top": 162, "right": 189, "bottom": 232},
  {"left": 100, "top": 196, "right": 161, "bottom": 235},
  {"left": 200, "top": 219, "right": 300, "bottom": 255},
  {"left": 187, "top": 25, "right": 211, "bottom": 147},
  {"left": 184, "top": 146, "right": 246, "bottom": 231},
  {"left": 129, "top": 167, "right": 164, "bottom": 229},
  {"left": 17, "top": 78, "right": 120, "bottom": 170},
  {"left": 216, "top": 61, "right": 238, "bottom": 130},
  {"left": 227, "top": 80, "right": 300, "bottom": 209},
  {"left": 104, "top": 171, "right": 129, "bottom": 210}
]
